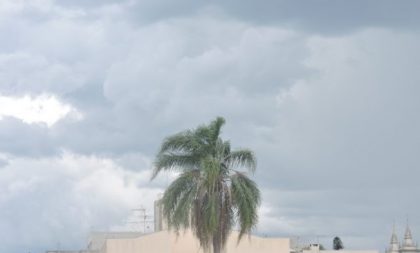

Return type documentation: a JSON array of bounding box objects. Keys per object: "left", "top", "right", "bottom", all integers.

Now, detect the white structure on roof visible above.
[
  {"left": 154, "top": 198, "right": 165, "bottom": 232},
  {"left": 387, "top": 224, "right": 420, "bottom": 253}
]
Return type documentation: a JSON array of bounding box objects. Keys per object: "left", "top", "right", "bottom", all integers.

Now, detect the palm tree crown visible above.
[{"left": 152, "top": 117, "right": 260, "bottom": 253}]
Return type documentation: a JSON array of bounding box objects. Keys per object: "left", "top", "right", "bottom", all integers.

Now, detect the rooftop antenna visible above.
[{"left": 127, "top": 206, "right": 154, "bottom": 233}]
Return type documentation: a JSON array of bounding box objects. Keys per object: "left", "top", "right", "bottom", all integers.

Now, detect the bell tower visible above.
[
  {"left": 402, "top": 224, "right": 416, "bottom": 251},
  {"left": 387, "top": 224, "right": 400, "bottom": 253}
]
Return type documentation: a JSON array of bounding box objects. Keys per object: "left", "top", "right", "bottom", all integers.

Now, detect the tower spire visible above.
[
  {"left": 403, "top": 220, "right": 416, "bottom": 250},
  {"left": 388, "top": 224, "right": 399, "bottom": 253},
  {"left": 392, "top": 223, "right": 398, "bottom": 243}
]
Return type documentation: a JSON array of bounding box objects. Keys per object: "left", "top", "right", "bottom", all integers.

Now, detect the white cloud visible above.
[
  {"left": 0, "top": 94, "right": 80, "bottom": 126},
  {"left": 0, "top": 152, "right": 161, "bottom": 253}
]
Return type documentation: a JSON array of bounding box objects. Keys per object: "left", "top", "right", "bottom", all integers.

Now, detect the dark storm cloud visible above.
[
  {"left": 1, "top": 0, "right": 420, "bottom": 252},
  {"left": 55, "top": 0, "right": 420, "bottom": 33},
  {"left": 219, "top": 0, "right": 420, "bottom": 33}
]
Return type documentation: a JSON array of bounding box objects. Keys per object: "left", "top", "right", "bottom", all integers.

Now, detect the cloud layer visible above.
[{"left": 0, "top": 0, "right": 419, "bottom": 252}]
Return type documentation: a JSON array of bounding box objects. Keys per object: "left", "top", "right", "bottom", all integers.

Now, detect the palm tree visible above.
[{"left": 152, "top": 117, "right": 260, "bottom": 253}]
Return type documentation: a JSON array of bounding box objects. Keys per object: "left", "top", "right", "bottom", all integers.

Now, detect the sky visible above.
[{"left": 0, "top": 0, "right": 420, "bottom": 252}]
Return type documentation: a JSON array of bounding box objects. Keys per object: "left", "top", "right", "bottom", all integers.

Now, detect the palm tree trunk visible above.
[{"left": 213, "top": 236, "right": 221, "bottom": 253}]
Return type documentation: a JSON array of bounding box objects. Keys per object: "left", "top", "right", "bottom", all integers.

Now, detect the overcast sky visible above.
[{"left": 1, "top": 0, "right": 420, "bottom": 252}]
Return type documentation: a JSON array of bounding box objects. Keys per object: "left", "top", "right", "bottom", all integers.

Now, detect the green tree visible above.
[
  {"left": 152, "top": 117, "right": 260, "bottom": 253},
  {"left": 333, "top": 236, "right": 344, "bottom": 250}
]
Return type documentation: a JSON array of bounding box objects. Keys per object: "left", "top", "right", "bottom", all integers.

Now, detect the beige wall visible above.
[
  {"left": 105, "top": 231, "right": 171, "bottom": 253},
  {"left": 224, "top": 232, "right": 290, "bottom": 253},
  {"left": 105, "top": 230, "right": 290, "bottom": 253}
]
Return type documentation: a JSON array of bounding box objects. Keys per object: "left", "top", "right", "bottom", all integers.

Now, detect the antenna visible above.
[{"left": 126, "top": 206, "right": 154, "bottom": 233}]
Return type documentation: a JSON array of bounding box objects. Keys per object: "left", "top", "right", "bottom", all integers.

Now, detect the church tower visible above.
[
  {"left": 388, "top": 225, "right": 400, "bottom": 253},
  {"left": 402, "top": 224, "right": 417, "bottom": 251},
  {"left": 387, "top": 222, "right": 420, "bottom": 253}
]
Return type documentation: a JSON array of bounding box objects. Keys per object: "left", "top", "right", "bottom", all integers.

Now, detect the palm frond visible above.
[
  {"left": 230, "top": 172, "right": 260, "bottom": 241},
  {"left": 152, "top": 153, "right": 201, "bottom": 179},
  {"left": 226, "top": 149, "right": 257, "bottom": 173},
  {"left": 159, "top": 131, "right": 201, "bottom": 154},
  {"left": 222, "top": 141, "right": 231, "bottom": 158},
  {"left": 209, "top": 117, "right": 225, "bottom": 144},
  {"left": 219, "top": 183, "right": 233, "bottom": 248},
  {"left": 162, "top": 170, "right": 200, "bottom": 231},
  {"left": 201, "top": 158, "right": 221, "bottom": 190}
]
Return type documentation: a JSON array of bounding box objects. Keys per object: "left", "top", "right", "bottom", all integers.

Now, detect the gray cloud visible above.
[
  {"left": 0, "top": 1, "right": 420, "bottom": 252},
  {"left": 0, "top": 117, "right": 57, "bottom": 157},
  {"left": 255, "top": 29, "right": 420, "bottom": 189},
  {"left": 250, "top": 28, "right": 420, "bottom": 249},
  {"left": 218, "top": 0, "right": 420, "bottom": 33},
  {"left": 53, "top": 0, "right": 420, "bottom": 33}
]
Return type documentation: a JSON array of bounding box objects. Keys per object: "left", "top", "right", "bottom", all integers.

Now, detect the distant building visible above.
[
  {"left": 386, "top": 224, "right": 420, "bottom": 253},
  {"left": 302, "top": 243, "right": 378, "bottom": 253}
]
